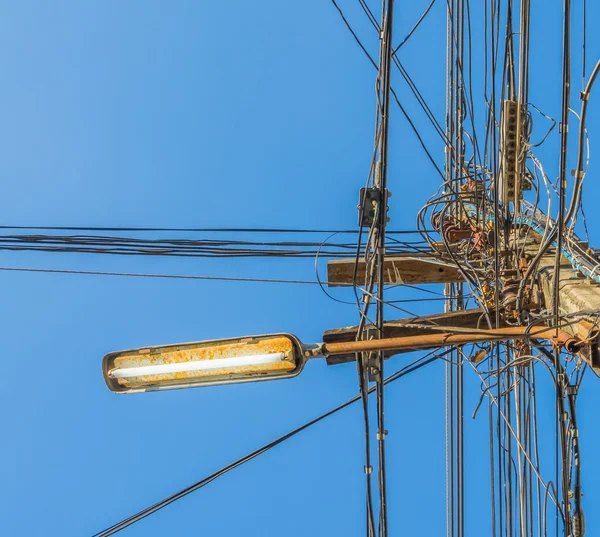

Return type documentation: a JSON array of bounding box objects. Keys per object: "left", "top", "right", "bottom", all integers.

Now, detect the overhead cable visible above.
[{"left": 91, "top": 350, "right": 448, "bottom": 537}]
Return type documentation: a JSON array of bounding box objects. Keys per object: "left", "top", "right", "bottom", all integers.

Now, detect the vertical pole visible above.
[
  {"left": 445, "top": 0, "right": 456, "bottom": 533},
  {"left": 374, "top": 2, "right": 395, "bottom": 535},
  {"left": 555, "top": 1, "right": 571, "bottom": 535}
]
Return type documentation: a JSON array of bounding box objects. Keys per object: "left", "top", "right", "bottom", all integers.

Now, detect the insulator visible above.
[{"left": 572, "top": 509, "right": 585, "bottom": 537}]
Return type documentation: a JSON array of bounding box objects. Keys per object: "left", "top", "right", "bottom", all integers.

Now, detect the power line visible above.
[
  {"left": 330, "top": 0, "right": 447, "bottom": 181},
  {"left": 0, "top": 267, "right": 457, "bottom": 301},
  {"left": 392, "top": 0, "right": 438, "bottom": 52},
  {"left": 0, "top": 225, "right": 429, "bottom": 234},
  {"left": 0, "top": 233, "right": 429, "bottom": 259},
  {"left": 91, "top": 350, "right": 448, "bottom": 537},
  {"left": 372, "top": 1, "right": 395, "bottom": 534},
  {"left": 0, "top": 266, "right": 348, "bottom": 286}
]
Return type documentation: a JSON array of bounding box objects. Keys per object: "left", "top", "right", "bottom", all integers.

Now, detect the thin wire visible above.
[
  {"left": 91, "top": 350, "right": 449, "bottom": 537},
  {"left": 0, "top": 266, "right": 355, "bottom": 286},
  {"left": 0, "top": 225, "right": 429, "bottom": 234},
  {"left": 393, "top": 0, "right": 438, "bottom": 52},
  {"left": 582, "top": 0, "right": 587, "bottom": 88},
  {"left": 332, "top": 0, "right": 447, "bottom": 180},
  {"left": 373, "top": 2, "right": 395, "bottom": 534}
]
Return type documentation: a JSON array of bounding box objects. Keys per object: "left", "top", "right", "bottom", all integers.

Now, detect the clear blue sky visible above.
[{"left": 1, "top": 1, "right": 600, "bottom": 535}]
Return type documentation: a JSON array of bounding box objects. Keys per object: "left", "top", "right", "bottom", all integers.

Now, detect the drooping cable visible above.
[
  {"left": 0, "top": 266, "right": 358, "bottom": 286},
  {"left": 91, "top": 350, "right": 449, "bottom": 537},
  {"left": 392, "top": 0, "right": 438, "bottom": 52}
]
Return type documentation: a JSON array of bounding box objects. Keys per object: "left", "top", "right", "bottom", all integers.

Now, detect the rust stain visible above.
[
  {"left": 576, "top": 319, "right": 600, "bottom": 342},
  {"left": 471, "top": 349, "right": 487, "bottom": 364},
  {"left": 113, "top": 336, "right": 295, "bottom": 388}
]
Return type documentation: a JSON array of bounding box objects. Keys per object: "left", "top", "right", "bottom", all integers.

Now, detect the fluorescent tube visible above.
[{"left": 109, "top": 352, "right": 286, "bottom": 379}]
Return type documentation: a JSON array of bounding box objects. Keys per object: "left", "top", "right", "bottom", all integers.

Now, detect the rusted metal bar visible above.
[
  {"left": 322, "top": 309, "right": 499, "bottom": 365},
  {"left": 320, "top": 326, "right": 576, "bottom": 357}
]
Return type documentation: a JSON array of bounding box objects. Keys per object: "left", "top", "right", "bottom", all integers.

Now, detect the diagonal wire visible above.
[
  {"left": 91, "top": 349, "right": 449, "bottom": 536},
  {"left": 0, "top": 266, "right": 354, "bottom": 286},
  {"left": 392, "top": 0, "right": 439, "bottom": 53},
  {"left": 330, "top": 0, "right": 446, "bottom": 180}
]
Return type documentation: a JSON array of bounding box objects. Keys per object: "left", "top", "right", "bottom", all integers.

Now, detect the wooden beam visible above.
[
  {"left": 327, "top": 255, "right": 464, "bottom": 286},
  {"left": 322, "top": 309, "right": 498, "bottom": 365}
]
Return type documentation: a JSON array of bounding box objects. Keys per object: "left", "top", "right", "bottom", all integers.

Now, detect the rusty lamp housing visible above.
[{"left": 102, "top": 333, "right": 306, "bottom": 394}]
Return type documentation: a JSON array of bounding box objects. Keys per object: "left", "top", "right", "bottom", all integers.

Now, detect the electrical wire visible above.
[
  {"left": 392, "top": 0, "right": 438, "bottom": 52},
  {"left": 0, "top": 225, "right": 430, "bottom": 234},
  {"left": 91, "top": 350, "right": 449, "bottom": 537},
  {"left": 0, "top": 266, "right": 358, "bottom": 286}
]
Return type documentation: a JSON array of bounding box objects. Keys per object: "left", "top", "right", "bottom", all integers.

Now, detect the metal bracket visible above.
[
  {"left": 565, "top": 385, "right": 578, "bottom": 396},
  {"left": 368, "top": 362, "right": 381, "bottom": 383}
]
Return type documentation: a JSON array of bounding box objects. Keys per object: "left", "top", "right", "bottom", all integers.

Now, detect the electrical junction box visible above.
[
  {"left": 358, "top": 187, "right": 382, "bottom": 227},
  {"left": 500, "top": 100, "right": 527, "bottom": 205}
]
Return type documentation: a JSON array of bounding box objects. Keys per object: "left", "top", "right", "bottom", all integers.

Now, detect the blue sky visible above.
[{"left": 1, "top": 1, "right": 600, "bottom": 535}]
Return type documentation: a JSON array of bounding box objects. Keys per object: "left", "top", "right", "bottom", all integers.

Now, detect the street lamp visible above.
[
  {"left": 103, "top": 324, "right": 590, "bottom": 394},
  {"left": 103, "top": 333, "right": 306, "bottom": 394}
]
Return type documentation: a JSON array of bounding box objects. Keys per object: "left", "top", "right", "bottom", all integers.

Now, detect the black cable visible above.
[
  {"left": 0, "top": 266, "right": 355, "bottom": 286},
  {"left": 582, "top": 0, "right": 587, "bottom": 88},
  {"left": 0, "top": 232, "right": 428, "bottom": 259},
  {"left": 373, "top": 1, "right": 395, "bottom": 533},
  {"left": 515, "top": 58, "right": 600, "bottom": 313},
  {"left": 392, "top": 0, "right": 438, "bottom": 53},
  {"left": 357, "top": 0, "right": 448, "bottom": 145},
  {"left": 566, "top": 377, "right": 583, "bottom": 536},
  {"left": 91, "top": 350, "right": 449, "bottom": 537},
  {"left": 554, "top": 5, "right": 572, "bottom": 532},
  {"left": 0, "top": 225, "right": 429, "bottom": 234},
  {"left": 331, "top": 0, "right": 376, "bottom": 66},
  {"left": 332, "top": 0, "right": 447, "bottom": 180}
]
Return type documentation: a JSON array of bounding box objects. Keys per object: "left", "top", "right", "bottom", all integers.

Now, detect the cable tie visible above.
[{"left": 364, "top": 465, "right": 373, "bottom": 475}]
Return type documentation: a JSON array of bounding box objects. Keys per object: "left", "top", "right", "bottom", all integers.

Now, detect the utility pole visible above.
[
  {"left": 94, "top": 1, "right": 600, "bottom": 536},
  {"left": 324, "top": 226, "right": 600, "bottom": 376},
  {"left": 369, "top": 1, "right": 394, "bottom": 534}
]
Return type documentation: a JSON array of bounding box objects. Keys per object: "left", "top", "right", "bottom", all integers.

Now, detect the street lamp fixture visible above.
[
  {"left": 103, "top": 333, "right": 306, "bottom": 394},
  {"left": 103, "top": 324, "right": 594, "bottom": 393}
]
